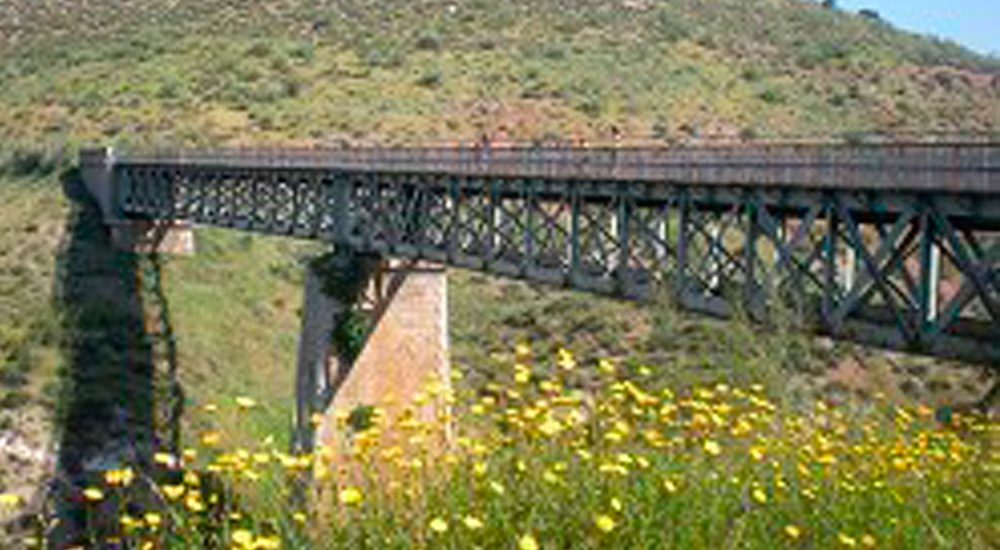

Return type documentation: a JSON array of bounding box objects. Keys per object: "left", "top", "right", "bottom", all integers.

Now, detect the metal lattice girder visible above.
[{"left": 112, "top": 145, "right": 1000, "bottom": 362}]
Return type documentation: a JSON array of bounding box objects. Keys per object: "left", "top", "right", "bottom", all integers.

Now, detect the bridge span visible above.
[
  {"left": 79, "top": 142, "right": 1000, "bottom": 450},
  {"left": 82, "top": 143, "right": 1000, "bottom": 357}
]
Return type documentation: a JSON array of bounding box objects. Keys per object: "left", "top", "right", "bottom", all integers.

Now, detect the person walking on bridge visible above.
[{"left": 478, "top": 133, "right": 492, "bottom": 164}]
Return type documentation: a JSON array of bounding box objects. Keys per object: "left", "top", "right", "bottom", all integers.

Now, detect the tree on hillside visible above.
[{"left": 859, "top": 9, "right": 882, "bottom": 20}]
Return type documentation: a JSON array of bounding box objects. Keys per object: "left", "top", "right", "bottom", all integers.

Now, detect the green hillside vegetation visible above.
[
  {"left": 1, "top": 0, "right": 999, "bottom": 147},
  {"left": 1, "top": 0, "right": 999, "bottom": 547}
]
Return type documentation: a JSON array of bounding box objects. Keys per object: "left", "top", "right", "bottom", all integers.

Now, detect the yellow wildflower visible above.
[
  {"left": 595, "top": 514, "right": 616, "bottom": 533},
  {"left": 255, "top": 535, "right": 281, "bottom": 549},
  {"left": 751, "top": 488, "right": 768, "bottom": 504},
  {"left": 518, "top": 533, "right": 540, "bottom": 550},
  {"left": 838, "top": 533, "right": 857, "bottom": 547},
  {"left": 185, "top": 493, "right": 205, "bottom": 513},
  {"left": 556, "top": 348, "right": 576, "bottom": 371},
  {"left": 143, "top": 512, "right": 162, "bottom": 529},
  {"left": 200, "top": 431, "right": 221, "bottom": 447},
  {"left": 339, "top": 487, "right": 363, "bottom": 506},
  {"left": 538, "top": 417, "right": 562, "bottom": 437},
  {"left": 241, "top": 469, "right": 260, "bottom": 482},
  {"left": 0, "top": 493, "right": 22, "bottom": 507},
  {"left": 663, "top": 479, "right": 679, "bottom": 494},
  {"left": 429, "top": 517, "right": 448, "bottom": 534},
  {"left": 82, "top": 488, "right": 104, "bottom": 502},
  {"left": 119, "top": 514, "right": 141, "bottom": 530},
  {"left": 598, "top": 463, "right": 629, "bottom": 476},
  {"left": 514, "top": 364, "right": 531, "bottom": 384},
  {"left": 235, "top": 396, "right": 257, "bottom": 409},
  {"left": 515, "top": 342, "right": 531, "bottom": 357},
  {"left": 463, "top": 515, "right": 484, "bottom": 530},
  {"left": 103, "top": 467, "right": 135, "bottom": 486},
  {"left": 784, "top": 525, "right": 802, "bottom": 540},
  {"left": 604, "top": 431, "right": 624, "bottom": 444},
  {"left": 232, "top": 529, "right": 254, "bottom": 548},
  {"left": 610, "top": 498, "right": 623, "bottom": 512},
  {"left": 861, "top": 534, "right": 877, "bottom": 548},
  {"left": 817, "top": 454, "right": 837, "bottom": 465},
  {"left": 597, "top": 358, "right": 616, "bottom": 374},
  {"left": 703, "top": 440, "right": 722, "bottom": 456}
]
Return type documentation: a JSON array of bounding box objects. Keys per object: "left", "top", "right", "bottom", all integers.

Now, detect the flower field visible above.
[{"left": 4, "top": 347, "right": 998, "bottom": 549}]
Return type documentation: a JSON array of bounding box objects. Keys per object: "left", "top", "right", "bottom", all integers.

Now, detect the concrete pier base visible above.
[
  {"left": 316, "top": 260, "right": 451, "bottom": 457},
  {"left": 292, "top": 255, "right": 451, "bottom": 466}
]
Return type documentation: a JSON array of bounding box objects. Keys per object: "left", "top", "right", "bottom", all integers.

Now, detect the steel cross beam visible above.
[{"left": 111, "top": 144, "right": 1000, "bottom": 362}]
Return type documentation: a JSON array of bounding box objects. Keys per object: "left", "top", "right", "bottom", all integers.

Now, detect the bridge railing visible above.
[{"left": 115, "top": 142, "right": 1000, "bottom": 194}]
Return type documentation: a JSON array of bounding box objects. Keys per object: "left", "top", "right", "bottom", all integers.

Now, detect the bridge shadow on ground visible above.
[{"left": 50, "top": 169, "right": 182, "bottom": 547}]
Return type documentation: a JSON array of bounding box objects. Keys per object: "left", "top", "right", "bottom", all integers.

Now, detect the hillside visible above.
[
  {"left": 1, "top": 1, "right": 1000, "bottom": 546},
  {"left": 1, "top": 0, "right": 999, "bottom": 148}
]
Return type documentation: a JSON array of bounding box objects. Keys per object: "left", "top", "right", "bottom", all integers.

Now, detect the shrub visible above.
[
  {"left": 414, "top": 32, "right": 443, "bottom": 52},
  {"left": 795, "top": 41, "right": 851, "bottom": 69},
  {"left": 759, "top": 86, "right": 786, "bottom": 104},
  {"left": 416, "top": 70, "right": 443, "bottom": 89}
]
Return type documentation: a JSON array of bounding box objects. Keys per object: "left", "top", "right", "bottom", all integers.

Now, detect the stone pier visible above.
[{"left": 292, "top": 251, "right": 451, "bottom": 463}]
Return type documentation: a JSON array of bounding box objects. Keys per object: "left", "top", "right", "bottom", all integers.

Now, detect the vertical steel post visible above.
[
  {"left": 744, "top": 200, "right": 760, "bottom": 315},
  {"left": 654, "top": 210, "right": 669, "bottom": 267},
  {"left": 616, "top": 186, "right": 632, "bottom": 295},
  {"left": 823, "top": 197, "right": 839, "bottom": 327},
  {"left": 842, "top": 245, "right": 857, "bottom": 293},
  {"left": 608, "top": 201, "right": 620, "bottom": 273},
  {"left": 569, "top": 187, "right": 581, "bottom": 286},
  {"left": 707, "top": 219, "right": 722, "bottom": 293},
  {"left": 918, "top": 204, "right": 941, "bottom": 334},
  {"left": 772, "top": 212, "right": 785, "bottom": 266},
  {"left": 522, "top": 180, "right": 535, "bottom": 276},
  {"left": 448, "top": 176, "right": 460, "bottom": 261},
  {"left": 331, "top": 173, "right": 352, "bottom": 245},
  {"left": 487, "top": 178, "right": 498, "bottom": 265},
  {"left": 676, "top": 190, "right": 690, "bottom": 299}
]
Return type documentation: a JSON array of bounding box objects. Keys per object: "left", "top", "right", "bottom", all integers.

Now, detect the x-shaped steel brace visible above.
[{"left": 833, "top": 204, "right": 917, "bottom": 341}]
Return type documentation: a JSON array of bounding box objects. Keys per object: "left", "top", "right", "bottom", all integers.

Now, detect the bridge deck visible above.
[{"left": 116, "top": 143, "right": 1000, "bottom": 194}]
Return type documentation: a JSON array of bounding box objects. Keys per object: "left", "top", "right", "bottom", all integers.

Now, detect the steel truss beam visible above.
[{"left": 116, "top": 164, "right": 1000, "bottom": 362}]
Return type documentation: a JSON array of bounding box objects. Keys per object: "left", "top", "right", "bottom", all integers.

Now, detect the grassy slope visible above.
[
  {"left": 0, "top": 171, "right": 67, "bottom": 501},
  {"left": 1, "top": 0, "right": 998, "bottom": 147},
  {"left": 160, "top": 229, "right": 322, "bottom": 449}
]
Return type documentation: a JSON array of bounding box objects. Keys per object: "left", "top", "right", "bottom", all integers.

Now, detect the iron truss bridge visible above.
[{"left": 109, "top": 143, "right": 1000, "bottom": 361}]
